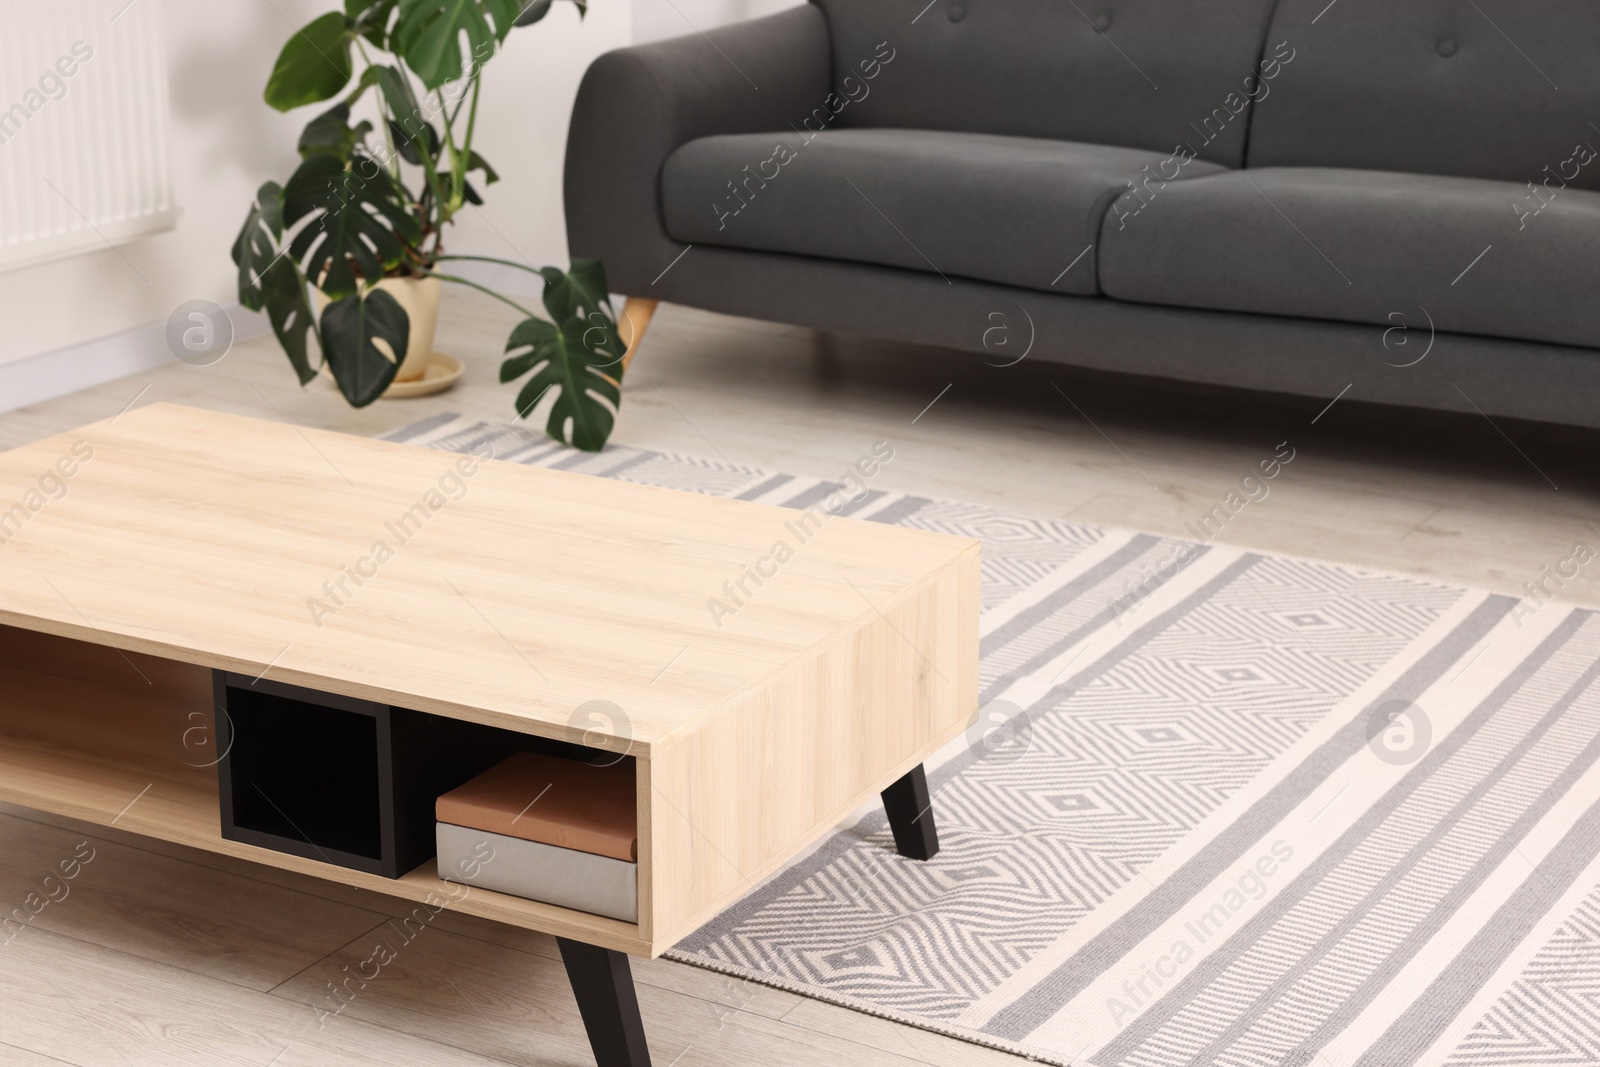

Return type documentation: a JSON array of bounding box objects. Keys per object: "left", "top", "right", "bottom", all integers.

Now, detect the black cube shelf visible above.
[{"left": 213, "top": 672, "right": 599, "bottom": 879}]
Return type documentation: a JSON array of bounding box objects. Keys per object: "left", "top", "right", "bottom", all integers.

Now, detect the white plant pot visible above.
[{"left": 315, "top": 275, "right": 440, "bottom": 383}]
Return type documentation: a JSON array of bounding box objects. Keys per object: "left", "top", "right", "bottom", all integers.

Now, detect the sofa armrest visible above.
[{"left": 564, "top": 5, "right": 832, "bottom": 293}]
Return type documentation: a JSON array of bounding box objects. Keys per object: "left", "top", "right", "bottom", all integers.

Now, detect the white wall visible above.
[
  {"left": 631, "top": 0, "right": 802, "bottom": 45},
  {"left": 0, "top": 0, "right": 308, "bottom": 368},
  {"left": 0, "top": 0, "right": 811, "bottom": 398},
  {"left": 631, "top": 0, "right": 744, "bottom": 46},
  {"left": 0, "top": 0, "right": 631, "bottom": 374},
  {"left": 437, "top": 1, "right": 633, "bottom": 283},
  {"left": 745, "top": 0, "right": 806, "bottom": 18}
]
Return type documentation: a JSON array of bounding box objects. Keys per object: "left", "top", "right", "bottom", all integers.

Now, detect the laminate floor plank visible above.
[
  {"left": 419, "top": 910, "right": 811, "bottom": 1022},
  {"left": 0, "top": 926, "right": 518, "bottom": 1066},
  {"left": 0, "top": 805, "right": 434, "bottom": 921},
  {"left": 270, "top": 922, "right": 1019, "bottom": 1067},
  {"left": 0, "top": 1043, "right": 79, "bottom": 1067},
  {"left": 0, "top": 814, "right": 388, "bottom": 991},
  {"left": 18, "top": 291, "right": 1569, "bottom": 611},
  {"left": 0, "top": 291, "right": 1592, "bottom": 1064}
]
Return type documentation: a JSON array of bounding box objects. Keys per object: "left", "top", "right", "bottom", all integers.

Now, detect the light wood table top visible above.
[
  {"left": 0, "top": 402, "right": 981, "bottom": 955},
  {"left": 0, "top": 402, "right": 977, "bottom": 754}
]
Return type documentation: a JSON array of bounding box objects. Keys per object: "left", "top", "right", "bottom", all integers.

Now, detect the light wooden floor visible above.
[{"left": 0, "top": 292, "right": 1593, "bottom": 1066}]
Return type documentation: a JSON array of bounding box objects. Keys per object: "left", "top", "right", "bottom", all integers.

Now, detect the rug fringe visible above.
[{"left": 664, "top": 949, "right": 1094, "bottom": 1067}]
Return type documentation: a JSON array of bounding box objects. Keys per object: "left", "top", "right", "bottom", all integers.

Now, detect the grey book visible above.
[{"left": 436, "top": 822, "right": 638, "bottom": 923}]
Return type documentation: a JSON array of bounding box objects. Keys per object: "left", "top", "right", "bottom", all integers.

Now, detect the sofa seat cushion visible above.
[
  {"left": 662, "top": 128, "right": 1228, "bottom": 295},
  {"left": 1099, "top": 166, "right": 1600, "bottom": 350}
]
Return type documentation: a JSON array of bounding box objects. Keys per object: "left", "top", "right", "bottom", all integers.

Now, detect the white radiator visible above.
[{"left": 0, "top": 0, "right": 175, "bottom": 272}]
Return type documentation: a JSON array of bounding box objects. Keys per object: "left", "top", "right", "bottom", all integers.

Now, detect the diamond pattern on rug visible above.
[
  {"left": 678, "top": 558, "right": 1460, "bottom": 1020},
  {"left": 1445, "top": 885, "right": 1600, "bottom": 1065},
  {"left": 391, "top": 415, "right": 1593, "bottom": 1067},
  {"left": 889, "top": 498, "right": 1103, "bottom": 611},
  {"left": 1096, "top": 615, "right": 1600, "bottom": 1067}
]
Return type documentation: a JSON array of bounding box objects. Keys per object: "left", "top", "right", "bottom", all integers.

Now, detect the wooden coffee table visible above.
[{"left": 0, "top": 404, "right": 978, "bottom": 1066}]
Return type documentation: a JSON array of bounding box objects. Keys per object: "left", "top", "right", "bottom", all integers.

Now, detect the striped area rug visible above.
[{"left": 391, "top": 414, "right": 1600, "bottom": 1067}]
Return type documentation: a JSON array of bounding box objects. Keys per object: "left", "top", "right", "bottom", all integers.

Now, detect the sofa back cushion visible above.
[
  {"left": 810, "top": 0, "right": 1284, "bottom": 167},
  {"left": 1248, "top": 0, "right": 1600, "bottom": 188}
]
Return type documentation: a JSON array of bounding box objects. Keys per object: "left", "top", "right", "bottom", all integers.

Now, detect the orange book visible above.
[{"left": 436, "top": 752, "right": 637, "bottom": 862}]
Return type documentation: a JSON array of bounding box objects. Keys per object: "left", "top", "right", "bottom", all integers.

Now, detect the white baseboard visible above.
[
  {"left": 0, "top": 301, "right": 271, "bottom": 417},
  {"left": 0, "top": 263, "right": 558, "bottom": 418}
]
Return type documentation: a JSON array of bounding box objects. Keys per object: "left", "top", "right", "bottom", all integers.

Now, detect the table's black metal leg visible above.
[
  {"left": 558, "top": 938, "right": 653, "bottom": 1067},
  {"left": 881, "top": 763, "right": 939, "bottom": 860}
]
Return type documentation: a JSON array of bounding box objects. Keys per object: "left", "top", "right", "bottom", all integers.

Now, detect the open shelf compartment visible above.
[{"left": 0, "top": 624, "right": 653, "bottom": 955}]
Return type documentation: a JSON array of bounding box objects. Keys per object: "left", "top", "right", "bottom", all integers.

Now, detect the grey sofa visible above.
[{"left": 565, "top": 0, "right": 1600, "bottom": 429}]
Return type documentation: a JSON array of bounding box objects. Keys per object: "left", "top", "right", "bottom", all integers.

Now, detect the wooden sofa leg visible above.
[{"left": 619, "top": 297, "right": 659, "bottom": 374}]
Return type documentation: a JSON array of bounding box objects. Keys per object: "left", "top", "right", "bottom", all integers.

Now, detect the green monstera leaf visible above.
[
  {"left": 245, "top": 0, "right": 608, "bottom": 423},
  {"left": 392, "top": 0, "right": 523, "bottom": 88},
  {"left": 539, "top": 258, "right": 612, "bottom": 323},
  {"left": 374, "top": 65, "right": 441, "bottom": 175},
  {"left": 298, "top": 104, "right": 373, "bottom": 161},
  {"left": 265, "top": 12, "right": 357, "bottom": 111},
  {"left": 388, "top": 116, "right": 441, "bottom": 166},
  {"left": 233, "top": 181, "right": 318, "bottom": 385},
  {"left": 500, "top": 313, "right": 623, "bottom": 451},
  {"left": 513, "top": 0, "right": 553, "bottom": 25},
  {"left": 320, "top": 288, "right": 409, "bottom": 407},
  {"left": 345, "top": 0, "right": 398, "bottom": 45},
  {"left": 232, "top": 181, "right": 285, "bottom": 311},
  {"left": 262, "top": 259, "right": 321, "bottom": 386},
  {"left": 466, "top": 149, "right": 498, "bottom": 183},
  {"left": 342, "top": 65, "right": 385, "bottom": 108},
  {"left": 283, "top": 152, "right": 420, "bottom": 301},
  {"left": 437, "top": 173, "right": 483, "bottom": 204}
]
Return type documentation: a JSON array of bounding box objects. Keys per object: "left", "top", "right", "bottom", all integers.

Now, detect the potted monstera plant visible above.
[{"left": 232, "top": 0, "right": 627, "bottom": 450}]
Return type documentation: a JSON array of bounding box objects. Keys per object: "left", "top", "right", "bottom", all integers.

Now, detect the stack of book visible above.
[{"left": 435, "top": 751, "right": 637, "bottom": 922}]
